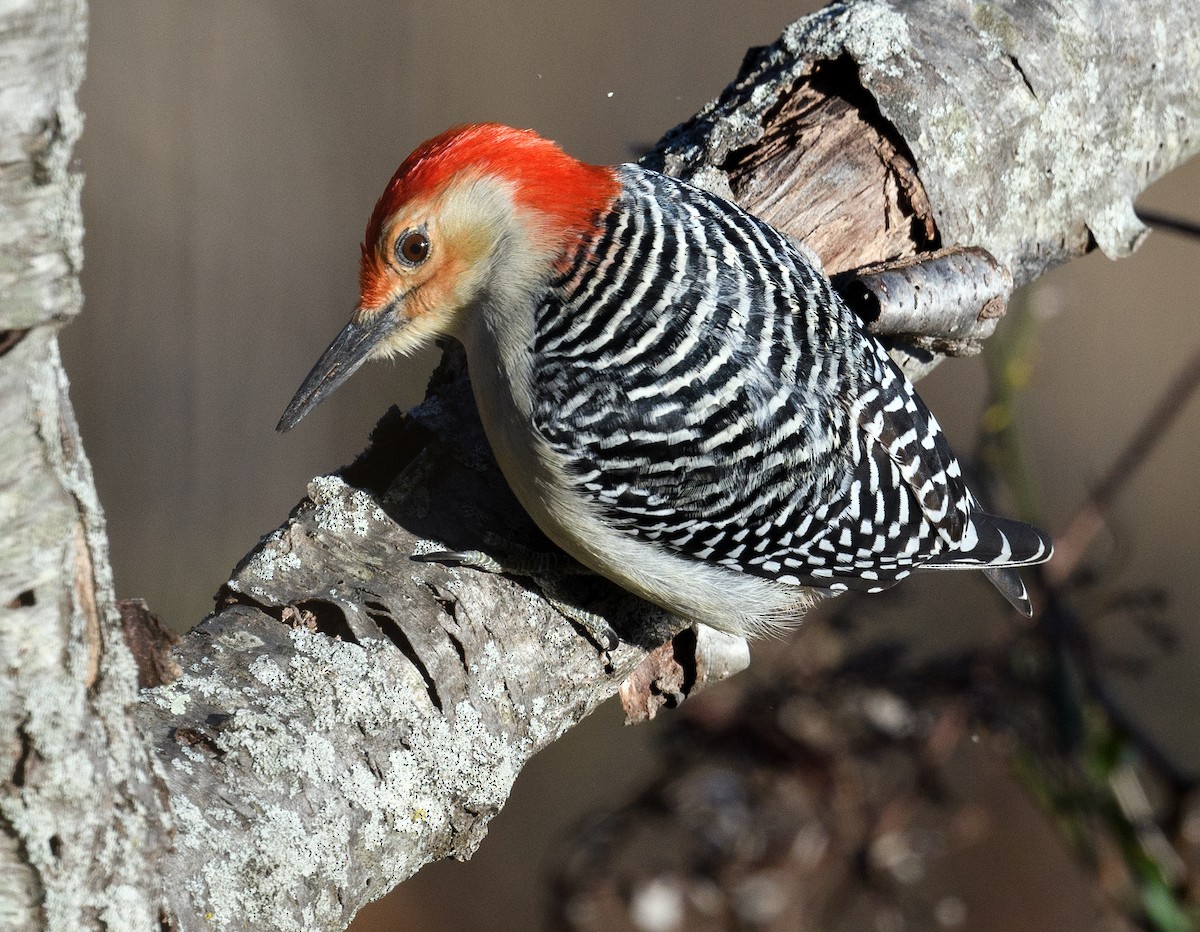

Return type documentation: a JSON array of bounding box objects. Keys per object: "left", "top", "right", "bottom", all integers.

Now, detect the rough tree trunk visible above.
[
  {"left": 0, "top": 2, "right": 173, "bottom": 929},
  {"left": 1, "top": 1, "right": 1197, "bottom": 929}
]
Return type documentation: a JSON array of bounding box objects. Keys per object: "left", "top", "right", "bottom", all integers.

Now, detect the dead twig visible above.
[{"left": 1046, "top": 344, "right": 1200, "bottom": 585}]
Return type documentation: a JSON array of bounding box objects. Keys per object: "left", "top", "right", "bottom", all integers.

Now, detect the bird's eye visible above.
[{"left": 396, "top": 230, "right": 430, "bottom": 266}]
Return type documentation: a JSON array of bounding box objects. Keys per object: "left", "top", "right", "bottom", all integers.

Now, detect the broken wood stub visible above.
[
  {"left": 620, "top": 625, "right": 751, "bottom": 725},
  {"left": 837, "top": 246, "right": 1015, "bottom": 357}
]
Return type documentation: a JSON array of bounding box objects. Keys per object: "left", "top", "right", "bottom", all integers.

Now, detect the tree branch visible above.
[
  {"left": 0, "top": 2, "right": 177, "bottom": 929},
  {"left": 3, "top": 0, "right": 1198, "bottom": 929}
]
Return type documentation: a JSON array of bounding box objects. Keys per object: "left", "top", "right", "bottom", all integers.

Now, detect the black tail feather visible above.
[
  {"left": 925, "top": 512, "right": 1054, "bottom": 569},
  {"left": 921, "top": 511, "right": 1052, "bottom": 616},
  {"left": 982, "top": 565, "right": 1033, "bottom": 616}
]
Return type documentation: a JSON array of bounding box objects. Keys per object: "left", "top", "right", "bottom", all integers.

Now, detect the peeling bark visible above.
[
  {"left": 651, "top": 0, "right": 1198, "bottom": 284},
  {"left": 2, "top": 1, "right": 1198, "bottom": 929}
]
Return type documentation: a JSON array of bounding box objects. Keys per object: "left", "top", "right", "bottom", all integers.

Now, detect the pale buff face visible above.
[{"left": 357, "top": 173, "right": 561, "bottom": 361}]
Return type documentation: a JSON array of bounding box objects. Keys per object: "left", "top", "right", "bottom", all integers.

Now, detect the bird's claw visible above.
[
  {"left": 412, "top": 548, "right": 619, "bottom": 653},
  {"left": 412, "top": 549, "right": 506, "bottom": 573},
  {"left": 546, "top": 595, "right": 620, "bottom": 653}
]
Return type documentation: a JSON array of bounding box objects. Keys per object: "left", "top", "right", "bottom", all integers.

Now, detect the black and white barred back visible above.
[{"left": 531, "top": 165, "right": 1051, "bottom": 614}]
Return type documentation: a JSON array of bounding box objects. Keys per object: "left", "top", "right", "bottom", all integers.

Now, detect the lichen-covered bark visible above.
[
  {"left": 2, "top": 1, "right": 1198, "bottom": 930},
  {"left": 0, "top": 1, "right": 171, "bottom": 928},
  {"left": 142, "top": 356, "right": 678, "bottom": 928},
  {"left": 650, "top": 0, "right": 1200, "bottom": 286}
]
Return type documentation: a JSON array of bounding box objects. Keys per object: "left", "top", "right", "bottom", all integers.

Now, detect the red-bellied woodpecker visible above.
[{"left": 278, "top": 123, "right": 1052, "bottom": 637}]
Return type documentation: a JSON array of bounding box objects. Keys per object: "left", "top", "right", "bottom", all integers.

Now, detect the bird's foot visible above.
[
  {"left": 412, "top": 541, "right": 618, "bottom": 652},
  {"left": 542, "top": 593, "right": 619, "bottom": 653},
  {"left": 414, "top": 534, "right": 589, "bottom": 577},
  {"left": 413, "top": 548, "right": 506, "bottom": 574}
]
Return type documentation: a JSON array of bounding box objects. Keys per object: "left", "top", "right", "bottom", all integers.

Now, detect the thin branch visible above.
[
  {"left": 1046, "top": 344, "right": 1200, "bottom": 585},
  {"left": 1136, "top": 207, "right": 1200, "bottom": 241}
]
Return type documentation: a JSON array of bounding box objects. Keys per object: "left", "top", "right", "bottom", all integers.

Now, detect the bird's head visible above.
[{"left": 277, "top": 123, "right": 617, "bottom": 432}]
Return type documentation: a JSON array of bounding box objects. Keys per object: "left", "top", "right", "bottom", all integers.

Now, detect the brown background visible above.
[{"left": 65, "top": 2, "right": 1200, "bottom": 929}]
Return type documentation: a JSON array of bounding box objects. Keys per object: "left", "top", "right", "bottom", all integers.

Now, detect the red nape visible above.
[{"left": 359, "top": 124, "right": 618, "bottom": 288}]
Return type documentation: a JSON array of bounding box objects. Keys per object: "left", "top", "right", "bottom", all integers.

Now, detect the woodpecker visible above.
[{"left": 278, "top": 123, "right": 1052, "bottom": 636}]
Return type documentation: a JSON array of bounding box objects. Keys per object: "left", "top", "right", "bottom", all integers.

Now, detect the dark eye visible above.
[{"left": 395, "top": 229, "right": 430, "bottom": 266}]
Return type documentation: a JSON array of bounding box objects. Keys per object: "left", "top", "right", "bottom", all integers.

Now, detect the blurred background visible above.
[{"left": 65, "top": 2, "right": 1199, "bottom": 929}]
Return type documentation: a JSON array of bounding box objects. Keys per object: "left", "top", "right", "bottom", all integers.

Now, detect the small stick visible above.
[
  {"left": 837, "top": 246, "right": 1013, "bottom": 353},
  {"left": 1046, "top": 344, "right": 1200, "bottom": 584}
]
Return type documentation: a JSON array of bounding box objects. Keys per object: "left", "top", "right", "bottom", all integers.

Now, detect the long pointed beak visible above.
[{"left": 276, "top": 308, "right": 397, "bottom": 432}]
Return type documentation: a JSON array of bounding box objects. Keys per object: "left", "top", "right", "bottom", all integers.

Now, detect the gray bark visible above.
[
  {"left": 0, "top": 2, "right": 171, "bottom": 929},
  {"left": 1, "top": 1, "right": 1197, "bottom": 930}
]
